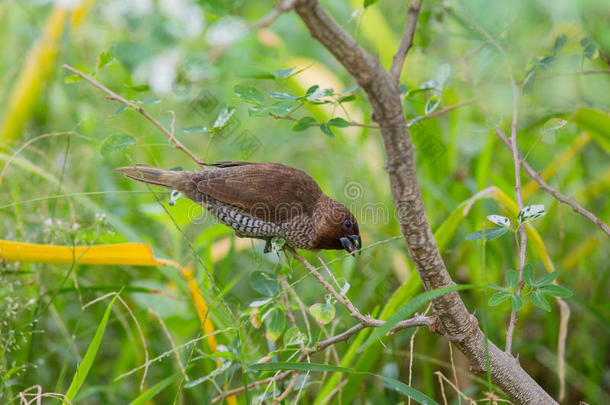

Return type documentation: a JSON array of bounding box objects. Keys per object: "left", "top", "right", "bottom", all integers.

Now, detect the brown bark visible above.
[{"left": 293, "top": 1, "right": 557, "bottom": 403}]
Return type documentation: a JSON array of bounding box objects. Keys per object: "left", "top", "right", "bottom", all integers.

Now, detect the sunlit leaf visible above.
[
  {"left": 517, "top": 204, "right": 546, "bottom": 224},
  {"left": 97, "top": 50, "right": 115, "bottom": 70},
  {"left": 309, "top": 302, "right": 336, "bottom": 325},
  {"left": 234, "top": 85, "right": 264, "bottom": 105},
  {"left": 487, "top": 214, "right": 510, "bottom": 227},
  {"left": 424, "top": 94, "right": 440, "bottom": 115},
  {"left": 264, "top": 307, "right": 285, "bottom": 341}
]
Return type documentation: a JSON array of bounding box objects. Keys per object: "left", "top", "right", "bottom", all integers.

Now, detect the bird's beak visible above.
[{"left": 340, "top": 235, "right": 362, "bottom": 257}]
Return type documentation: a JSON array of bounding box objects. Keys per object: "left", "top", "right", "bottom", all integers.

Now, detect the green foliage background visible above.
[{"left": 0, "top": 0, "right": 608, "bottom": 403}]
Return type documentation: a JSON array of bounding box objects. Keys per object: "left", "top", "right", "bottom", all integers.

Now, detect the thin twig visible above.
[
  {"left": 270, "top": 113, "right": 379, "bottom": 128},
  {"left": 407, "top": 98, "right": 477, "bottom": 125},
  {"left": 62, "top": 64, "right": 205, "bottom": 166},
  {"left": 556, "top": 297, "right": 570, "bottom": 402},
  {"left": 495, "top": 129, "right": 610, "bottom": 238},
  {"left": 389, "top": 0, "right": 423, "bottom": 83},
  {"left": 467, "top": 13, "right": 526, "bottom": 355},
  {"left": 251, "top": 0, "right": 297, "bottom": 30}
]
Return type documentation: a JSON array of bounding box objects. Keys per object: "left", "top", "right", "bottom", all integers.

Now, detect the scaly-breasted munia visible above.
[{"left": 116, "top": 161, "right": 361, "bottom": 255}]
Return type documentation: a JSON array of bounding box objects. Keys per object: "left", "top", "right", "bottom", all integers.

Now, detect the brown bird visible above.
[{"left": 116, "top": 162, "right": 361, "bottom": 255}]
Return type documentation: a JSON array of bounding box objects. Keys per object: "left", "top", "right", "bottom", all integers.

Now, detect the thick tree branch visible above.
[
  {"left": 292, "top": 1, "right": 557, "bottom": 403},
  {"left": 389, "top": 0, "right": 423, "bottom": 83},
  {"left": 495, "top": 130, "right": 610, "bottom": 237}
]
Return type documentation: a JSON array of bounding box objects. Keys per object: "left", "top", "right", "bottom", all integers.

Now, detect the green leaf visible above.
[
  {"left": 522, "top": 264, "right": 534, "bottom": 286},
  {"left": 424, "top": 94, "right": 440, "bottom": 115},
  {"left": 553, "top": 34, "right": 568, "bottom": 54},
  {"left": 487, "top": 214, "right": 510, "bottom": 227},
  {"left": 506, "top": 269, "right": 518, "bottom": 288},
  {"left": 137, "top": 97, "right": 161, "bottom": 105},
  {"left": 522, "top": 66, "right": 537, "bottom": 93},
  {"left": 341, "top": 84, "right": 359, "bottom": 94},
  {"left": 305, "top": 85, "right": 319, "bottom": 96},
  {"left": 270, "top": 100, "right": 297, "bottom": 116},
  {"left": 249, "top": 271, "right": 279, "bottom": 296},
  {"left": 511, "top": 294, "right": 523, "bottom": 311},
  {"left": 517, "top": 204, "right": 546, "bottom": 224},
  {"left": 541, "top": 118, "right": 567, "bottom": 133},
  {"left": 284, "top": 326, "right": 308, "bottom": 347},
  {"left": 99, "top": 134, "right": 136, "bottom": 156},
  {"left": 112, "top": 104, "right": 129, "bottom": 116},
  {"left": 486, "top": 283, "right": 510, "bottom": 292},
  {"left": 538, "top": 284, "right": 573, "bottom": 298},
  {"left": 183, "top": 126, "right": 208, "bottom": 133},
  {"left": 292, "top": 116, "right": 317, "bottom": 131},
  {"left": 319, "top": 123, "right": 334, "bottom": 137},
  {"left": 536, "top": 55, "right": 556, "bottom": 71},
  {"left": 211, "top": 104, "right": 235, "bottom": 130},
  {"left": 464, "top": 228, "right": 509, "bottom": 241},
  {"left": 531, "top": 291, "right": 551, "bottom": 312},
  {"left": 535, "top": 271, "right": 558, "bottom": 287},
  {"left": 364, "top": 0, "right": 380, "bottom": 8},
  {"left": 309, "top": 302, "right": 336, "bottom": 325},
  {"left": 64, "top": 74, "right": 82, "bottom": 84},
  {"left": 125, "top": 84, "right": 150, "bottom": 92},
  {"left": 234, "top": 85, "right": 264, "bottom": 105},
  {"left": 580, "top": 36, "right": 597, "bottom": 59},
  {"left": 268, "top": 91, "right": 299, "bottom": 99},
  {"left": 97, "top": 50, "right": 115, "bottom": 70},
  {"left": 248, "top": 105, "right": 270, "bottom": 117},
  {"left": 338, "top": 94, "right": 356, "bottom": 103},
  {"left": 307, "top": 86, "right": 333, "bottom": 102},
  {"left": 273, "top": 67, "right": 298, "bottom": 79},
  {"left": 247, "top": 362, "right": 439, "bottom": 405},
  {"left": 63, "top": 295, "right": 118, "bottom": 403},
  {"left": 362, "top": 285, "right": 474, "bottom": 349},
  {"left": 128, "top": 373, "right": 178, "bottom": 405},
  {"left": 328, "top": 117, "right": 350, "bottom": 128},
  {"left": 264, "top": 307, "right": 285, "bottom": 342},
  {"left": 488, "top": 292, "right": 511, "bottom": 306}
]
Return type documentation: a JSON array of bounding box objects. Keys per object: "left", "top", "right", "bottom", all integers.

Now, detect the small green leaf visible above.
[
  {"left": 99, "top": 134, "right": 136, "bottom": 156},
  {"left": 488, "top": 292, "right": 511, "bottom": 306},
  {"left": 487, "top": 214, "right": 510, "bottom": 228},
  {"left": 64, "top": 74, "right": 82, "bottom": 84},
  {"left": 517, "top": 204, "right": 546, "bottom": 224},
  {"left": 234, "top": 85, "right": 264, "bottom": 105},
  {"left": 125, "top": 84, "right": 150, "bottom": 92},
  {"left": 305, "top": 85, "right": 319, "bottom": 96},
  {"left": 523, "top": 66, "right": 537, "bottom": 93},
  {"left": 319, "top": 123, "right": 334, "bottom": 137},
  {"left": 538, "top": 284, "right": 573, "bottom": 298},
  {"left": 486, "top": 282, "right": 510, "bottom": 292},
  {"left": 338, "top": 94, "right": 356, "bottom": 103},
  {"left": 248, "top": 105, "right": 270, "bottom": 117},
  {"left": 249, "top": 271, "right": 279, "bottom": 296},
  {"left": 112, "top": 104, "right": 129, "bottom": 116},
  {"left": 465, "top": 228, "right": 509, "bottom": 241},
  {"left": 211, "top": 104, "right": 235, "bottom": 130},
  {"left": 531, "top": 291, "right": 551, "bottom": 312},
  {"left": 292, "top": 116, "right": 317, "bottom": 131},
  {"left": 425, "top": 94, "right": 440, "bottom": 115},
  {"left": 307, "top": 86, "right": 333, "bottom": 102},
  {"left": 511, "top": 294, "right": 523, "bottom": 311},
  {"left": 328, "top": 117, "right": 350, "bottom": 128},
  {"left": 341, "top": 84, "right": 359, "bottom": 94},
  {"left": 580, "top": 37, "right": 597, "bottom": 59},
  {"left": 268, "top": 91, "right": 299, "bottom": 99},
  {"left": 271, "top": 100, "right": 297, "bottom": 116},
  {"left": 506, "top": 269, "right": 518, "bottom": 289},
  {"left": 364, "top": 0, "right": 379, "bottom": 8},
  {"left": 284, "top": 327, "right": 308, "bottom": 346},
  {"left": 536, "top": 55, "right": 556, "bottom": 71},
  {"left": 273, "top": 67, "right": 298, "bottom": 79},
  {"left": 183, "top": 126, "right": 208, "bottom": 133},
  {"left": 553, "top": 34, "right": 568, "bottom": 54},
  {"left": 535, "top": 271, "right": 558, "bottom": 287},
  {"left": 264, "top": 307, "right": 285, "bottom": 341},
  {"left": 523, "top": 264, "right": 534, "bottom": 286},
  {"left": 97, "top": 50, "right": 115, "bottom": 70},
  {"left": 137, "top": 97, "right": 160, "bottom": 105},
  {"left": 309, "top": 302, "right": 336, "bottom": 325},
  {"left": 541, "top": 118, "right": 567, "bottom": 133}
]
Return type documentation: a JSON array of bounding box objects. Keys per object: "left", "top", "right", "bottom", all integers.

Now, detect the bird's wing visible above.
[{"left": 193, "top": 162, "right": 322, "bottom": 223}]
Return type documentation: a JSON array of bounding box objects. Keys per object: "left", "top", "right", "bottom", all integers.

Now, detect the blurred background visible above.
[{"left": 0, "top": 0, "right": 608, "bottom": 403}]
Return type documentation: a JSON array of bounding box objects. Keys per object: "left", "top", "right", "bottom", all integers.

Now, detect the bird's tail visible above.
[{"left": 115, "top": 165, "right": 190, "bottom": 191}]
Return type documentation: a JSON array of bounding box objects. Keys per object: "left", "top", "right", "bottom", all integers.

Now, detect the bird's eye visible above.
[{"left": 342, "top": 218, "right": 353, "bottom": 231}]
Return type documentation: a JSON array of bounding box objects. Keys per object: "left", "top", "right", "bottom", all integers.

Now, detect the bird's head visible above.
[{"left": 313, "top": 198, "right": 361, "bottom": 256}]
